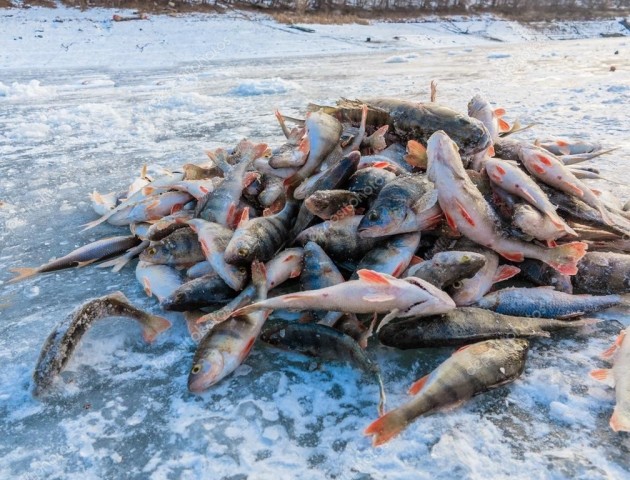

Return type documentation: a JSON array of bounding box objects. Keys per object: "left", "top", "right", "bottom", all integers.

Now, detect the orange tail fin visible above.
[
  {"left": 142, "top": 315, "right": 172, "bottom": 343},
  {"left": 8, "top": 267, "right": 39, "bottom": 284},
  {"left": 364, "top": 410, "right": 408, "bottom": 446},
  {"left": 610, "top": 408, "right": 630, "bottom": 432},
  {"left": 545, "top": 241, "right": 588, "bottom": 276}
]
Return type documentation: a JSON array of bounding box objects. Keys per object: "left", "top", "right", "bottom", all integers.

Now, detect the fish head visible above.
[
  {"left": 139, "top": 242, "right": 172, "bottom": 264},
  {"left": 358, "top": 203, "right": 406, "bottom": 238},
  {"left": 467, "top": 94, "right": 491, "bottom": 118},
  {"left": 402, "top": 276, "right": 456, "bottom": 316},
  {"left": 426, "top": 130, "right": 463, "bottom": 182},
  {"left": 188, "top": 350, "right": 225, "bottom": 393},
  {"left": 224, "top": 233, "right": 254, "bottom": 265}
]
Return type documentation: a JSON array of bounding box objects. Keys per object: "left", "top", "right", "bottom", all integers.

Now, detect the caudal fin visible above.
[
  {"left": 610, "top": 408, "right": 630, "bottom": 432},
  {"left": 142, "top": 315, "right": 172, "bottom": 343},
  {"left": 364, "top": 410, "right": 408, "bottom": 446},
  {"left": 545, "top": 241, "right": 588, "bottom": 275},
  {"left": 8, "top": 267, "right": 39, "bottom": 283},
  {"left": 367, "top": 125, "right": 389, "bottom": 152},
  {"left": 81, "top": 215, "right": 108, "bottom": 232}
]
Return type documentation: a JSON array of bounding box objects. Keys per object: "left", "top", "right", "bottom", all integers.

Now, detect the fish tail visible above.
[
  {"left": 81, "top": 215, "right": 108, "bottom": 231},
  {"left": 598, "top": 204, "right": 615, "bottom": 227},
  {"left": 230, "top": 303, "right": 262, "bottom": 318},
  {"left": 610, "top": 408, "right": 630, "bottom": 432},
  {"left": 8, "top": 267, "right": 39, "bottom": 283},
  {"left": 369, "top": 125, "right": 389, "bottom": 152},
  {"left": 364, "top": 410, "right": 408, "bottom": 446},
  {"left": 237, "top": 139, "right": 269, "bottom": 163},
  {"left": 544, "top": 241, "right": 588, "bottom": 275},
  {"left": 404, "top": 140, "right": 428, "bottom": 169},
  {"left": 141, "top": 315, "right": 172, "bottom": 343},
  {"left": 546, "top": 211, "right": 577, "bottom": 237}
]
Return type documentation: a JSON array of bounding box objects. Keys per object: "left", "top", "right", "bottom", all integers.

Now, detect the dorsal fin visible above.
[{"left": 357, "top": 269, "right": 391, "bottom": 285}]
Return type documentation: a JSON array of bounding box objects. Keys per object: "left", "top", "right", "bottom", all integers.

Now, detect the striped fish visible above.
[{"left": 365, "top": 338, "right": 529, "bottom": 446}]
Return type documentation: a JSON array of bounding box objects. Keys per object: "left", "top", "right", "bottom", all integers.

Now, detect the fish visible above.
[
  {"left": 160, "top": 272, "right": 235, "bottom": 311},
  {"left": 197, "top": 248, "right": 303, "bottom": 324},
  {"left": 378, "top": 307, "right": 594, "bottom": 348},
  {"left": 484, "top": 157, "right": 576, "bottom": 236},
  {"left": 293, "top": 151, "right": 360, "bottom": 201},
  {"left": 258, "top": 176, "right": 285, "bottom": 208},
  {"left": 9, "top": 235, "right": 141, "bottom": 283},
  {"left": 364, "top": 338, "right": 529, "bottom": 446},
  {"left": 33, "top": 292, "right": 171, "bottom": 396},
  {"left": 537, "top": 138, "right": 601, "bottom": 156},
  {"left": 475, "top": 287, "right": 620, "bottom": 318},
  {"left": 186, "top": 261, "right": 215, "bottom": 279},
  {"left": 512, "top": 204, "right": 573, "bottom": 245},
  {"left": 231, "top": 269, "right": 456, "bottom": 329},
  {"left": 517, "top": 259, "right": 573, "bottom": 294},
  {"left": 139, "top": 227, "right": 206, "bottom": 266},
  {"left": 518, "top": 145, "right": 614, "bottom": 226},
  {"left": 300, "top": 242, "right": 346, "bottom": 326},
  {"left": 294, "top": 215, "right": 382, "bottom": 265},
  {"left": 427, "top": 131, "right": 587, "bottom": 275},
  {"left": 351, "top": 232, "right": 421, "bottom": 279},
  {"left": 170, "top": 179, "right": 217, "bottom": 200},
  {"left": 145, "top": 211, "right": 194, "bottom": 241},
  {"left": 285, "top": 111, "right": 343, "bottom": 188},
  {"left": 573, "top": 252, "right": 630, "bottom": 295},
  {"left": 261, "top": 322, "right": 387, "bottom": 415},
  {"left": 188, "top": 261, "right": 269, "bottom": 392},
  {"left": 590, "top": 326, "right": 630, "bottom": 432},
  {"left": 304, "top": 189, "right": 363, "bottom": 220},
  {"left": 186, "top": 219, "right": 248, "bottom": 290},
  {"left": 358, "top": 174, "right": 435, "bottom": 238},
  {"left": 135, "top": 261, "right": 184, "bottom": 304},
  {"left": 347, "top": 166, "right": 397, "bottom": 206},
  {"left": 449, "top": 246, "right": 520, "bottom": 306},
  {"left": 406, "top": 251, "right": 487, "bottom": 289},
  {"left": 467, "top": 94, "right": 507, "bottom": 143},
  {"left": 196, "top": 139, "right": 268, "bottom": 227},
  {"left": 97, "top": 240, "right": 150, "bottom": 273},
  {"left": 89, "top": 190, "right": 120, "bottom": 216},
  {"left": 268, "top": 112, "right": 308, "bottom": 169},
  {"left": 224, "top": 199, "right": 299, "bottom": 265}
]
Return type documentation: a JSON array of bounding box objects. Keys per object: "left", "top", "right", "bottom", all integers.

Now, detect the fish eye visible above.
[
  {"left": 238, "top": 247, "right": 248, "bottom": 257},
  {"left": 147, "top": 247, "right": 157, "bottom": 255},
  {"left": 368, "top": 211, "right": 379, "bottom": 221},
  {"left": 239, "top": 267, "right": 247, "bottom": 274},
  {"left": 191, "top": 364, "right": 203, "bottom": 375}
]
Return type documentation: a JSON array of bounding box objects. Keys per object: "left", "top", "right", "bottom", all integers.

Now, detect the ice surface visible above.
[{"left": 1, "top": 6, "right": 630, "bottom": 480}]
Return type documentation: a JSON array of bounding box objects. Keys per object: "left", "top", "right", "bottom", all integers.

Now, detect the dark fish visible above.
[
  {"left": 573, "top": 252, "right": 630, "bottom": 295},
  {"left": 10, "top": 235, "right": 141, "bottom": 283},
  {"left": 293, "top": 151, "right": 360, "bottom": 200},
  {"left": 476, "top": 287, "right": 620, "bottom": 318},
  {"left": 304, "top": 189, "right": 363, "bottom": 220},
  {"left": 224, "top": 200, "right": 298, "bottom": 265},
  {"left": 351, "top": 232, "right": 421, "bottom": 279},
  {"left": 33, "top": 292, "right": 170, "bottom": 396},
  {"left": 160, "top": 273, "right": 236, "bottom": 311},
  {"left": 378, "top": 307, "right": 593, "bottom": 348},
  {"left": 139, "top": 227, "right": 205, "bottom": 266},
  {"left": 407, "top": 251, "right": 487, "bottom": 289},
  {"left": 518, "top": 259, "right": 573, "bottom": 294},
  {"left": 364, "top": 338, "right": 529, "bottom": 446},
  {"left": 347, "top": 166, "right": 397, "bottom": 207},
  {"left": 261, "top": 322, "right": 386, "bottom": 415}
]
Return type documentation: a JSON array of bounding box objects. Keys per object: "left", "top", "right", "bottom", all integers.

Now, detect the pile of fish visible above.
[{"left": 12, "top": 92, "right": 630, "bottom": 445}]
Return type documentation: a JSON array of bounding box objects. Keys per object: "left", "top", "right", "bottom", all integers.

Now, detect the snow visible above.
[{"left": 1, "top": 4, "right": 630, "bottom": 480}]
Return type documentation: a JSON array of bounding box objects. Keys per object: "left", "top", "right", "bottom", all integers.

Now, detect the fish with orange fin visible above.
[
  {"left": 484, "top": 157, "right": 576, "bottom": 237},
  {"left": 519, "top": 145, "right": 615, "bottom": 227},
  {"left": 230, "top": 269, "right": 456, "bottom": 329},
  {"left": 33, "top": 292, "right": 171, "bottom": 396},
  {"left": 427, "top": 130, "right": 587, "bottom": 275},
  {"left": 590, "top": 327, "right": 630, "bottom": 432},
  {"left": 364, "top": 338, "right": 529, "bottom": 446},
  {"left": 9, "top": 235, "right": 141, "bottom": 283},
  {"left": 195, "top": 139, "right": 268, "bottom": 228},
  {"left": 135, "top": 261, "right": 184, "bottom": 304},
  {"left": 188, "top": 261, "right": 269, "bottom": 393}
]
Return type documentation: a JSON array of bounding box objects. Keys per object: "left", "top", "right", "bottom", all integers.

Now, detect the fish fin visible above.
[
  {"left": 557, "top": 312, "right": 584, "bottom": 319},
  {"left": 455, "top": 344, "right": 472, "bottom": 353},
  {"left": 515, "top": 186, "right": 538, "bottom": 205},
  {"left": 8, "top": 267, "right": 39, "bottom": 283},
  {"left": 545, "top": 241, "right": 588, "bottom": 275},
  {"left": 492, "top": 265, "right": 521, "bottom": 283},
  {"left": 142, "top": 278, "right": 153, "bottom": 297},
  {"left": 372, "top": 161, "right": 392, "bottom": 170},
  {"left": 77, "top": 259, "right": 97, "bottom": 268},
  {"left": 589, "top": 368, "right": 615, "bottom": 388},
  {"left": 487, "top": 144, "right": 495, "bottom": 157},
  {"left": 610, "top": 409, "right": 630, "bottom": 432},
  {"left": 376, "top": 309, "right": 400, "bottom": 333},
  {"left": 251, "top": 260, "right": 267, "bottom": 290},
  {"left": 364, "top": 410, "right": 407, "bottom": 446},
  {"left": 404, "top": 140, "right": 428, "bottom": 169},
  {"left": 142, "top": 315, "right": 172, "bottom": 343},
  {"left": 81, "top": 216, "right": 108, "bottom": 231},
  {"left": 546, "top": 240, "right": 558, "bottom": 248},
  {"left": 408, "top": 374, "right": 430, "bottom": 395},
  {"left": 498, "top": 119, "right": 511, "bottom": 132},
  {"left": 443, "top": 211, "right": 459, "bottom": 233},
  {"left": 368, "top": 125, "right": 389, "bottom": 152},
  {"left": 237, "top": 207, "right": 250, "bottom": 229},
  {"left": 97, "top": 254, "right": 130, "bottom": 273},
  {"left": 238, "top": 337, "right": 257, "bottom": 363},
  {"left": 454, "top": 199, "right": 476, "bottom": 227},
  {"left": 275, "top": 109, "right": 291, "bottom": 139},
  {"left": 357, "top": 269, "right": 392, "bottom": 285},
  {"left": 225, "top": 202, "right": 239, "bottom": 229},
  {"left": 601, "top": 331, "right": 626, "bottom": 360},
  {"left": 536, "top": 153, "right": 554, "bottom": 166},
  {"left": 243, "top": 171, "right": 260, "bottom": 189},
  {"left": 409, "top": 255, "right": 423, "bottom": 266},
  {"left": 562, "top": 180, "right": 584, "bottom": 196},
  {"left": 597, "top": 204, "right": 615, "bottom": 227},
  {"left": 497, "top": 251, "right": 524, "bottom": 262},
  {"left": 363, "top": 293, "right": 396, "bottom": 303},
  {"left": 230, "top": 304, "right": 261, "bottom": 317},
  {"left": 359, "top": 313, "right": 378, "bottom": 350},
  {"left": 494, "top": 108, "right": 506, "bottom": 117}
]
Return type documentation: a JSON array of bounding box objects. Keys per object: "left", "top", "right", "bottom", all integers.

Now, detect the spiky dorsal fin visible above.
[{"left": 357, "top": 269, "right": 393, "bottom": 285}]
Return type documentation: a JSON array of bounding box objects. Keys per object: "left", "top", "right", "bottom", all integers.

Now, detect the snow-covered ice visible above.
[{"left": 1, "top": 5, "right": 630, "bottom": 480}]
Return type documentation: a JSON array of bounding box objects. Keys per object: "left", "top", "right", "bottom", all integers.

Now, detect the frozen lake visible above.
[{"left": 1, "top": 8, "right": 630, "bottom": 479}]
